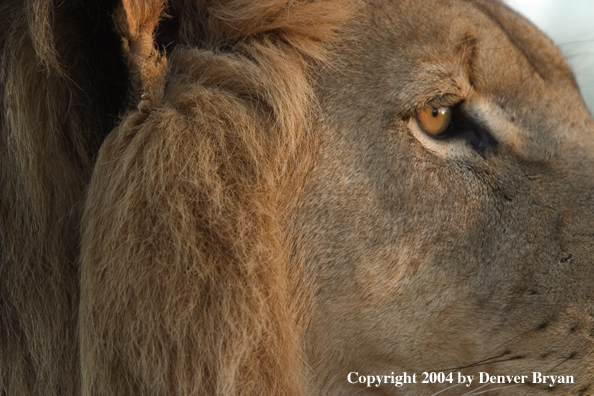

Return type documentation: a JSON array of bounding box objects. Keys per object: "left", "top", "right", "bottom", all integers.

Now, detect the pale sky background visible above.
[{"left": 504, "top": 0, "right": 594, "bottom": 113}]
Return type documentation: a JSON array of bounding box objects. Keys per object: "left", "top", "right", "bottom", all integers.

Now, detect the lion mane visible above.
[{"left": 1, "top": 1, "right": 352, "bottom": 395}]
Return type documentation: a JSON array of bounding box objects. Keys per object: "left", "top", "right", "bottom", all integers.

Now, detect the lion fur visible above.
[{"left": 0, "top": 1, "right": 352, "bottom": 395}]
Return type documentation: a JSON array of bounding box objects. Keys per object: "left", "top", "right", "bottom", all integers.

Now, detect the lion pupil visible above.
[{"left": 432, "top": 108, "right": 439, "bottom": 117}]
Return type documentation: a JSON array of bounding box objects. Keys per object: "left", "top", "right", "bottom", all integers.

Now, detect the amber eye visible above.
[{"left": 418, "top": 106, "right": 453, "bottom": 136}]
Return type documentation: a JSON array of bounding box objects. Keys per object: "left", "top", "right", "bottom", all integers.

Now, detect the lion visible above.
[{"left": 1, "top": 0, "right": 594, "bottom": 395}]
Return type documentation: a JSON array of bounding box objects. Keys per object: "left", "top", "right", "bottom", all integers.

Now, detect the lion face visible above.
[
  {"left": 3, "top": 0, "right": 594, "bottom": 395},
  {"left": 294, "top": 0, "right": 594, "bottom": 394}
]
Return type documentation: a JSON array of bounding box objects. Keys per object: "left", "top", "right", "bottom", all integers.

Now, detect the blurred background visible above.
[{"left": 504, "top": 0, "right": 594, "bottom": 113}]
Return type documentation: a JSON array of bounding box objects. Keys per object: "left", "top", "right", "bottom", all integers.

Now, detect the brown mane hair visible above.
[{"left": 0, "top": 0, "right": 353, "bottom": 395}]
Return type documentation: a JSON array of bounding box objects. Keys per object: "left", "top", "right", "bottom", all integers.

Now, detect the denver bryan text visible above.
[{"left": 479, "top": 372, "right": 574, "bottom": 387}]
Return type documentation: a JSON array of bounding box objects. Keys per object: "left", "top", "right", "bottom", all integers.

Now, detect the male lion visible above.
[{"left": 1, "top": 0, "right": 594, "bottom": 395}]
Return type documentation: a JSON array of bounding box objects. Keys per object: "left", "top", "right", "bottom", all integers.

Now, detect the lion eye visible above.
[{"left": 418, "top": 106, "right": 453, "bottom": 136}]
